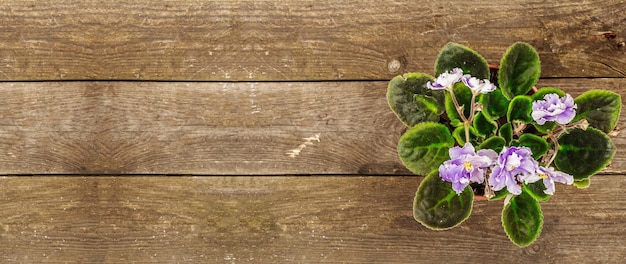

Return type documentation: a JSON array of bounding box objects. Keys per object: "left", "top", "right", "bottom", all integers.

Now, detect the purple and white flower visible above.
[
  {"left": 488, "top": 146, "right": 538, "bottom": 195},
  {"left": 531, "top": 93, "right": 577, "bottom": 125},
  {"left": 439, "top": 143, "right": 498, "bottom": 194},
  {"left": 530, "top": 166, "right": 574, "bottom": 195},
  {"left": 427, "top": 68, "right": 464, "bottom": 90},
  {"left": 461, "top": 75, "right": 497, "bottom": 94}
]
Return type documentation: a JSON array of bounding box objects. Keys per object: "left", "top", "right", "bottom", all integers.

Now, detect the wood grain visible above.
[
  {"left": 1, "top": 79, "right": 624, "bottom": 175},
  {"left": 1, "top": 0, "right": 624, "bottom": 81},
  {"left": 1, "top": 176, "right": 624, "bottom": 263},
  {"left": 1, "top": 0, "right": 624, "bottom": 262}
]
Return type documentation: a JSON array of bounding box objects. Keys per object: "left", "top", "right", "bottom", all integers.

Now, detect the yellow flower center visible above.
[
  {"left": 539, "top": 173, "right": 549, "bottom": 179},
  {"left": 508, "top": 166, "right": 516, "bottom": 172},
  {"left": 464, "top": 161, "right": 473, "bottom": 171}
]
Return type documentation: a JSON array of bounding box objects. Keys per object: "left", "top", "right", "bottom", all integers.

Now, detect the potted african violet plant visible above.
[{"left": 387, "top": 42, "right": 621, "bottom": 247}]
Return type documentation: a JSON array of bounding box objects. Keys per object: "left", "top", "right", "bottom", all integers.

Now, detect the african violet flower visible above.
[
  {"left": 439, "top": 143, "right": 498, "bottom": 194},
  {"left": 461, "top": 75, "right": 497, "bottom": 94},
  {"left": 531, "top": 93, "right": 577, "bottom": 125},
  {"left": 522, "top": 166, "right": 574, "bottom": 195},
  {"left": 427, "top": 68, "right": 464, "bottom": 90},
  {"left": 488, "top": 146, "right": 538, "bottom": 195}
]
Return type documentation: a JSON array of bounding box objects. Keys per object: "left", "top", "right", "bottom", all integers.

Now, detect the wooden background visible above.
[{"left": 1, "top": 0, "right": 625, "bottom": 263}]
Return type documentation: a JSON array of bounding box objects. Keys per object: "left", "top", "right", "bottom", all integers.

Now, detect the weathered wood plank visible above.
[
  {"left": 1, "top": 78, "right": 624, "bottom": 175},
  {"left": 1, "top": 176, "right": 624, "bottom": 263},
  {"left": 0, "top": 81, "right": 404, "bottom": 175},
  {"left": 1, "top": 0, "right": 624, "bottom": 81}
]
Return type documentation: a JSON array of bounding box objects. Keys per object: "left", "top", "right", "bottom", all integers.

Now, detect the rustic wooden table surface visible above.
[{"left": 1, "top": 1, "right": 625, "bottom": 263}]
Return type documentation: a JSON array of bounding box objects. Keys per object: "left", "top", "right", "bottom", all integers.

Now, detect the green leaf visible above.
[
  {"left": 499, "top": 123, "right": 513, "bottom": 145},
  {"left": 387, "top": 73, "right": 445, "bottom": 127},
  {"left": 445, "top": 82, "right": 473, "bottom": 126},
  {"left": 473, "top": 112, "right": 497, "bottom": 137},
  {"left": 498, "top": 42, "right": 541, "bottom": 100},
  {"left": 489, "top": 189, "right": 510, "bottom": 201},
  {"left": 533, "top": 120, "right": 557, "bottom": 134},
  {"left": 414, "top": 170, "right": 474, "bottom": 230},
  {"left": 415, "top": 95, "right": 443, "bottom": 114},
  {"left": 452, "top": 126, "right": 480, "bottom": 146},
  {"left": 480, "top": 88, "right": 509, "bottom": 120},
  {"left": 573, "top": 178, "right": 591, "bottom": 189},
  {"left": 507, "top": 95, "right": 534, "bottom": 123},
  {"left": 479, "top": 136, "right": 506, "bottom": 153},
  {"left": 502, "top": 190, "right": 543, "bottom": 247},
  {"left": 516, "top": 134, "right": 549, "bottom": 159},
  {"left": 554, "top": 128, "right": 616, "bottom": 180},
  {"left": 398, "top": 122, "right": 455, "bottom": 175},
  {"left": 572, "top": 90, "right": 622, "bottom": 133},
  {"left": 524, "top": 181, "right": 551, "bottom": 202},
  {"left": 435, "top": 42, "right": 490, "bottom": 79},
  {"left": 450, "top": 119, "right": 463, "bottom": 127}
]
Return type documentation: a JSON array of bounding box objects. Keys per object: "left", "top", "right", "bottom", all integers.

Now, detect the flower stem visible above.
[
  {"left": 484, "top": 173, "right": 494, "bottom": 199},
  {"left": 447, "top": 86, "right": 468, "bottom": 123},
  {"left": 464, "top": 93, "right": 480, "bottom": 143},
  {"left": 551, "top": 119, "right": 589, "bottom": 138},
  {"left": 467, "top": 93, "right": 478, "bottom": 123},
  {"left": 543, "top": 119, "right": 588, "bottom": 167},
  {"left": 513, "top": 122, "right": 527, "bottom": 137},
  {"left": 504, "top": 193, "right": 514, "bottom": 206},
  {"left": 545, "top": 132, "right": 559, "bottom": 167},
  {"left": 448, "top": 86, "right": 480, "bottom": 143}
]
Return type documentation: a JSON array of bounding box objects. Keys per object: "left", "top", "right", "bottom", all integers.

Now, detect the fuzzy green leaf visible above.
[
  {"left": 435, "top": 42, "right": 490, "bottom": 79},
  {"left": 479, "top": 136, "right": 506, "bottom": 153},
  {"left": 489, "top": 189, "right": 510, "bottom": 201},
  {"left": 414, "top": 170, "right": 474, "bottom": 230},
  {"left": 414, "top": 94, "right": 443, "bottom": 114},
  {"left": 554, "top": 128, "right": 616, "bottom": 180},
  {"left": 524, "top": 181, "right": 551, "bottom": 202},
  {"left": 473, "top": 112, "right": 497, "bottom": 137},
  {"left": 498, "top": 42, "right": 541, "bottom": 100},
  {"left": 398, "top": 122, "right": 455, "bottom": 175},
  {"left": 502, "top": 190, "right": 543, "bottom": 247},
  {"left": 499, "top": 123, "right": 513, "bottom": 145},
  {"left": 507, "top": 95, "right": 534, "bottom": 123},
  {"left": 387, "top": 73, "right": 445, "bottom": 127},
  {"left": 573, "top": 179, "right": 591, "bottom": 189},
  {"left": 572, "top": 90, "right": 621, "bottom": 133},
  {"left": 480, "top": 88, "right": 509, "bottom": 120}
]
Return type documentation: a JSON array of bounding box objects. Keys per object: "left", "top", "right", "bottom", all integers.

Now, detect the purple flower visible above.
[
  {"left": 531, "top": 93, "right": 577, "bottom": 125},
  {"left": 427, "top": 68, "right": 464, "bottom": 90},
  {"left": 439, "top": 143, "right": 498, "bottom": 194},
  {"left": 531, "top": 166, "right": 574, "bottom": 195},
  {"left": 461, "top": 75, "right": 496, "bottom": 94},
  {"left": 488, "top": 146, "right": 538, "bottom": 195}
]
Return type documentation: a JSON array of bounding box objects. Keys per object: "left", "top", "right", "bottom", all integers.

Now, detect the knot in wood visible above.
[{"left": 387, "top": 59, "right": 402, "bottom": 73}]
